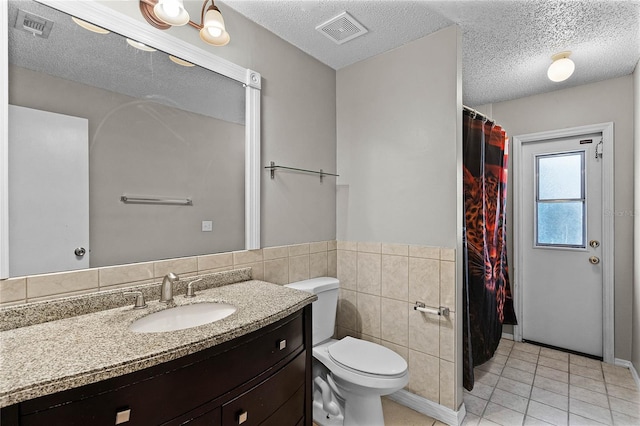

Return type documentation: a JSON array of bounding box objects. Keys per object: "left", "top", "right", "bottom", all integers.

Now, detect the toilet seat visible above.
[{"left": 327, "top": 337, "right": 407, "bottom": 378}]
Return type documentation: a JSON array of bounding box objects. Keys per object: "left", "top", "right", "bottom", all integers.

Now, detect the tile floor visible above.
[{"left": 463, "top": 339, "right": 640, "bottom": 426}]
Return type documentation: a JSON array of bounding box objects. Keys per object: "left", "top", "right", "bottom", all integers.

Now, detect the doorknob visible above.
[
  {"left": 74, "top": 247, "right": 86, "bottom": 257},
  {"left": 589, "top": 240, "right": 600, "bottom": 248},
  {"left": 589, "top": 256, "right": 600, "bottom": 265}
]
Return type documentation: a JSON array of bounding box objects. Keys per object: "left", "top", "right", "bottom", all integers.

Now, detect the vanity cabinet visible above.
[{"left": 1, "top": 306, "right": 312, "bottom": 426}]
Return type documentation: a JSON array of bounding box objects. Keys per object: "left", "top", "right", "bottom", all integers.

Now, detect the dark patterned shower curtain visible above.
[{"left": 462, "top": 109, "right": 517, "bottom": 391}]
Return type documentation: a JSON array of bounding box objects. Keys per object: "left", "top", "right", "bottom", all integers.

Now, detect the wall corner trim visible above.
[
  {"left": 388, "top": 389, "right": 466, "bottom": 426},
  {"left": 614, "top": 358, "right": 640, "bottom": 391}
]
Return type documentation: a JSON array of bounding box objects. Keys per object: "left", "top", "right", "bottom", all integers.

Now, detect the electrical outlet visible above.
[{"left": 201, "top": 220, "right": 213, "bottom": 232}]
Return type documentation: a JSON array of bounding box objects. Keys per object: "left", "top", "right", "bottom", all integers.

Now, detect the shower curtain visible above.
[{"left": 462, "top": 110, "right": 517, "bottom": 391}]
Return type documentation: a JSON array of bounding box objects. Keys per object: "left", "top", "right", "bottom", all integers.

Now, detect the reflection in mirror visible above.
[{"left": 7, "top": 0, "right": 247, "bottom": 277}]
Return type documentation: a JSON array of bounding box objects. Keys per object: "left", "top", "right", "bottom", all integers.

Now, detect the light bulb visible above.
[
  {"left": 153, "top": 0, "right": 189, "bottom": 26},
  {"left": 207, "top": 26, "right": 223, "bottom": 37}
]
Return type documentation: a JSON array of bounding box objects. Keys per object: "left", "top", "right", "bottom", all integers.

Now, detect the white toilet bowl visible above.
[
  {"left": 284, "top": 277, "right": 409, "bottom": 426},
  {"left": 312, "top": 337, "right": 409, "bottom": 426}
]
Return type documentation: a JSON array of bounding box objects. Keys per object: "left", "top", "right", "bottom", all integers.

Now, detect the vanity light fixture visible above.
[
  {"left": 547, "top": 51, "right": 575, "bottom": 82},
  {"left": 139, "top": 0, "right": 230, "bottom": 46},
  {"left": 126, "top": 38, "right": 157, "bottom": 52},
  {"left": 71, "top": 16, "right": 110, "bottom": 34}
]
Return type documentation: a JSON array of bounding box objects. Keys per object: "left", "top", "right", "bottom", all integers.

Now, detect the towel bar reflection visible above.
[
  {"left": 265, "top": 161, "right": 339, "bottom": 182},
  {"left": 120, "top": 196, "right": 193, "bottom": 206},
  {"left": 414, "top": 301, "right": 450, "bottom": 317}
]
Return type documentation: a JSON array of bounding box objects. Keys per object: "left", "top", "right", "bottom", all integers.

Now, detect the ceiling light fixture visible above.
[
  {"left": 169, "top": 55, "right": 195, "bottom": 67},
  {"left": 139, "top": 0, "right": 230, "bottom": 46},
  {"left": 72, "top": 16, "right": 110, "bottom": 34},
  {"left": 126, "top": 38, "right": 157, "bottom": 52},
  {"left": 547, "top": 51, "right": 575, "bottom": 82}
]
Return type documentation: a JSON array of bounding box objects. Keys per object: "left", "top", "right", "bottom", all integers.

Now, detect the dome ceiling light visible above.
[{"left": 547, "top": 51, "right": 575, "bottom": 83}]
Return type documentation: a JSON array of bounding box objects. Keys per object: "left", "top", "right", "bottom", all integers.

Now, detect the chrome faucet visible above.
[{"left": 160, "top": 272, "right": 179, "bottom": 303}]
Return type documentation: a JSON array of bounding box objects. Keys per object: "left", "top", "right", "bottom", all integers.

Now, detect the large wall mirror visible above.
[{"left": 0, "top": 0, "right": 261, "bottom": 278}]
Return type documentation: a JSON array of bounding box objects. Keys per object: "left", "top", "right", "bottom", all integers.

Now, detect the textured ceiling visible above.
[
  {"left": 222, "top": 0, "right": 640, "bottom": 106},
  {"left": 8, "top": 0, "right": 245, "bottom": 124}
]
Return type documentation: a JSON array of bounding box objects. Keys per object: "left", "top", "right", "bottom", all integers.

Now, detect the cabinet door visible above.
[{"left": 221, "top": 353, "right": 305, "bottom": 426}]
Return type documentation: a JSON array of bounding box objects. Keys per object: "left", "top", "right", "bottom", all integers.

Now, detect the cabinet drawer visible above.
[
  {"left": 19, "top": 313, "right": 305, "bottom": 426},
  {"left": 222, "top": 352, "right": 305, "bottom": 426}
]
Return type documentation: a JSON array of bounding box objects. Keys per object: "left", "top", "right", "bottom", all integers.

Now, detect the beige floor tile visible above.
[
  {"left": 606, "top": 383, "right": 640, "bottom": 404},
  {"left": 479, "top": 418, "right": 503, "bottom": 426},
  {"left": 484, "top": 402, "right": 526, "bottom": 426},
  {"left": 570, "top": 385, "right": 610, "bottom": 409},
  {"left": 525, "top": 415, "right": 556, "bottom": 425},
  {"left": 467, "top": 382, "right": 495, "bottom": 400},
  {"left": 502, "top": 365, "right": 535, "bottom": 385},
  {"left": 462, "top": 413, "right": 481, "bottom": 426},
  {"left": 569, "top": 398, "right": 613, "bottom": 425},
  {"left": 465, "top": 393, "right": 489, "bottom": 416},
  {"left": 526, "top": 400, "right": 568, "bottom": 426},
  {"left": 604, "top": 373, "right": 638, "bottom": 391},
  {"left": 531, "top": 387, "right": 569, "bottom": 411},
  {"left": 535, "top": 375, "right": 569, "bottom": 397},
  {"left": 569, "top": 412, "right": 608, "bottom": 425},
  {"left": 514, "top": 342, "right": 541, "bottom": 355},
  {"left": 608, "top": 396, "right": 640, "bottom": 419},
  {"left": 477, "top": 360, "right": 506, "bottom": 376},
  {"left": 538, "top": 356, "right": 569, "bottom": 372},
  {"left": 496, "top": 376, "right": 532, "bottom": 398},
  {"left": 506, "top": 356, "right": 538, "bottom": 374},
  {"left": 540, "top": 348, "right": 569, "bottom": 362},
  {"left": 476, "top": 369, "right": 500, "bottom": 387},
  {"left": 381, "top": 397, "right": 436, "bottom": 426},
  {"left": 569, "top": 354, "right": 602, "bottom": 369},
  {"left": 570, "top": 374, "right": 607, "bottom": 394},
  {"left": 490, "top": 388, "right": 529, "bottom": 413},
  {"left": 570, "top": 364, "right": 604, "bottom": 382},
  {"left": 511, "top": 349, "right": 540, "bottom": 364},
  {"left": 537, "top": 365, "right": 569, "bottom": 383},
  {"left": 611, "top": 410, "right": 640, "bottom": 426}
]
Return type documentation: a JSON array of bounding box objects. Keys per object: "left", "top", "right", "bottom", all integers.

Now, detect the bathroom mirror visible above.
[{"left": 0, "top": 0, "right": 261, "bottom": 278}]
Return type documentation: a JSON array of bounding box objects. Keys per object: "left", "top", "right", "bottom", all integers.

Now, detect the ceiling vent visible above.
[
  {"left": 14, "top": 9, "right": 54, "bottom": 39},
  {"left": 316, "top": 12, "right": 368, "bottom": 45}
]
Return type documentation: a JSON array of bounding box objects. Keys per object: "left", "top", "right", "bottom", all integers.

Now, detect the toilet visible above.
[{"left": 285, "top": 277, "right": 409, "bottom": 426}]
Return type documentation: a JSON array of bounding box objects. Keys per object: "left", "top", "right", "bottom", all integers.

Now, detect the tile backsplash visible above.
[
  {"left": 335, "top": 241, "right": 458, "bottom": 410},
  {"left": 0, "top": 241, "right": 337, "bottom": 305}
]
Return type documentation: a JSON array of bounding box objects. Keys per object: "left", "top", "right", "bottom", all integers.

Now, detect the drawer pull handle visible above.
[
  {"left": 115, "top": 408, "right": 131, "bottom": 424},
  {"left": 238, "top": 410, "right": 248, "bottom": 424},
  {"left": 278, "top": 339, "right": 287, "bottom": 350}
]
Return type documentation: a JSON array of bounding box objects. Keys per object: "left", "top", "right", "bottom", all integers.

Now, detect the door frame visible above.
[{"left": 512, "top": 122, "right": 614, "bottom": 363}]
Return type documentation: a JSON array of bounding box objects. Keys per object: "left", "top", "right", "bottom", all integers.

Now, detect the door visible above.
[
  {"left": 8, "top": 105, "right": 89, "bottom": 276},
  {"left": 521, "top": 133, "right": 603, "bottom": 357}
]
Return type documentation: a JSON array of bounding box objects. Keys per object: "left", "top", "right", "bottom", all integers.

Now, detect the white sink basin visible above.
[{"left": 129, "top": 302, "right": 236, "bottom": 333}]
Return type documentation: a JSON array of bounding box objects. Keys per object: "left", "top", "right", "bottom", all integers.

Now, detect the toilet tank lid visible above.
[{"left": 285, "top": 277, "right": 339, "bottom": 294}]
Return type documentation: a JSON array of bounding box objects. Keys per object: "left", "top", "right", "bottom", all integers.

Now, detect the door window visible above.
[{"left": 535, "top": 151, "right": 586, "bottom": 248}]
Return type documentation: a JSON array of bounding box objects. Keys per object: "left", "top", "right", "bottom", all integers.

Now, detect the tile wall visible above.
[
  {"left": 335, "top": 241, "right": 458, "bottom": 410},
  {"left": 0, "top": 241, "right": 338, "bottom": 305}
]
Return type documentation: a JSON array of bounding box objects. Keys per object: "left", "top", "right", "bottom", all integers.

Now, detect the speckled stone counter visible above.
[{"left": 0, "top": 274, "right": 316, "bottom": 408}]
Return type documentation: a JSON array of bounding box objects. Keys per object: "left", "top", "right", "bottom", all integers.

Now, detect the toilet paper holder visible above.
[{"left": 414, "top": 301, "right": 450, "bottom": 317}]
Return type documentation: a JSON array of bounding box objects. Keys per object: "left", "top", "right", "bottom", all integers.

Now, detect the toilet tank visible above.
[{"left": 285, "top": 277, "right": 339, "bottom": 345}]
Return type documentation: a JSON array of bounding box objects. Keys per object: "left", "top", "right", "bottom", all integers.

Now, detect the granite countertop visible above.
[{"left": 0, "top": 278, "right": 316, "bottom": 408}]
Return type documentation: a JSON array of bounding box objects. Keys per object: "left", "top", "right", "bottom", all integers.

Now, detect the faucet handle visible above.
[
  {"left": 185, "top": 278, "right": 203, "bottom": 298},
  {"left": 124, "top": 291, "right": 147, "bottom": 309}
]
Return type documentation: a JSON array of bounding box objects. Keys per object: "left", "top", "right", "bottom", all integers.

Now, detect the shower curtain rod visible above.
[{"left": 463, "top": 105, "right": 495, "bottom": 124}]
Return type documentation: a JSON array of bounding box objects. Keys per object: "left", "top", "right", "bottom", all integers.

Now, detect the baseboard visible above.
[
  {"left": 614, "top": 358, "right": 640, "bottom": 390},
  {"left": 501, "top": 332, "right": 514, "bottom": 340},
  {"left": 387, "top": 389, "right": 466, "bottom": 426}
]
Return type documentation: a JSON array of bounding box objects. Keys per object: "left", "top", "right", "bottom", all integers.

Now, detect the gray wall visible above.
[
  {"left": 633, "top": 61, "right": 639, "bottom": 374},
  {"left": 99, "top": 1, "right": 337, "bottom": 248},
  {"left": 336, "top": 25, "right": 461, "bottom": 248},
  {"left": 9, "top": 65, "right": 245, "bottom": 267},
  {"left": 480, "top": 76, "right": 635, "bottom": 361}
]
